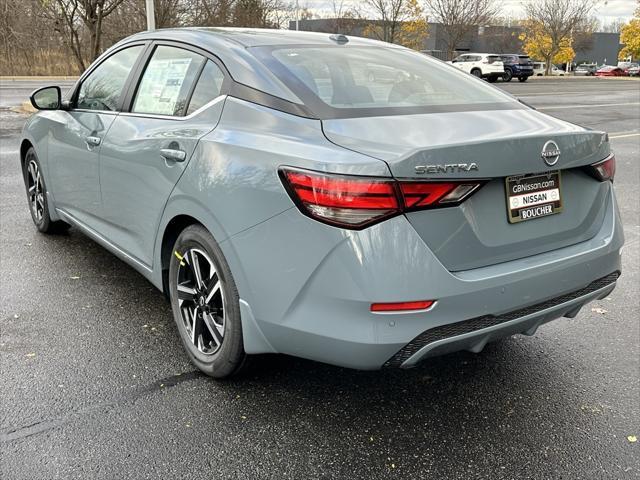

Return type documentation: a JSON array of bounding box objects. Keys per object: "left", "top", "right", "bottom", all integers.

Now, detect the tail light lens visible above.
[
  {"left": 280, "top": 167, "right": 483, "bottom": 229},
  {"left": 587, "top": 154, "right": 616, "bottom": 182}
]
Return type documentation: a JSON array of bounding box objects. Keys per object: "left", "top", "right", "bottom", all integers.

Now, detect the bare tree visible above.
[
  {"left": 364, "top": 0, "right": 405, "bottom": 43},
  {"left": 599, "top": 17, "right": 625, "bottom": 33},
  {"left": 42, "top": 0, "right": 127, "bottom": 71},
  {"left": 327, "top": 0, "right": 361, "bottom": 34},
  {"left": 423, "top": 0, "right": 499, "bottom": 59},
  {"left": 364, "top": 0, "right": 426, "bottom": 45},
  {"left": 523, "top": 0, "right": 596, "bottom": 74}
]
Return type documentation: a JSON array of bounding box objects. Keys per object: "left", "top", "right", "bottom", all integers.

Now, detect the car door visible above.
[
  {"left": 469, "top": 55, "right": 481, "bottom": 73},
  {"left": 97, "top": 43, "right": 228, "bottom": 267},
  {"left": 47, "top": 44, "right": 146, "bottom": 226}
]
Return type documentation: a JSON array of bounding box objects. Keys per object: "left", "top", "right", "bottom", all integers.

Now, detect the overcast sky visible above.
[{"left": 299, "top": 0, "right": 637, "bottom": 27}]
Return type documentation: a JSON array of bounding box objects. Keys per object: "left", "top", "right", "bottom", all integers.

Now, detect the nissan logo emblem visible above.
[{"left": 541, "top": 140, "right": 561, "bottom": 166}]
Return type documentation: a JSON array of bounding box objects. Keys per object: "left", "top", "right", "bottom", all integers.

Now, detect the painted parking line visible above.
[
  {"left": 539, "top": 102, "right": 640, "bottom": 110},
  {"left": 516, "top": 89, "right": 640, "bottom": 97},
  {"left": 610, "top": 132, "right": 640, "bottom": 139}
]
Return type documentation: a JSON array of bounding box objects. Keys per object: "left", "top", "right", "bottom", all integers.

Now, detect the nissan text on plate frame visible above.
[{"left": 21, "top": 28, "right": 623, "bottom": 378}]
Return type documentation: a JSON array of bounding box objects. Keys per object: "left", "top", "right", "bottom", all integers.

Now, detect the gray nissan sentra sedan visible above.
[{"left": 21, "top": 28, "right": 623, "bottom": 378}]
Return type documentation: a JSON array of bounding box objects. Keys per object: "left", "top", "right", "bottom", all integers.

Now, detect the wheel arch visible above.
[
  {"left": 159, "top": 214, "right": 203, "bottom": 299},
  {"left": 20, "top": 139, "right": 34, "bottom": 169},
  {"left": 156, "top": 208, "right": 274, "bottom": 355}
]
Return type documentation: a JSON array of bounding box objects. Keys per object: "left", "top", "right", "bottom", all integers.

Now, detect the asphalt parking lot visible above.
[{"left": 1, "top": 77, "right": 638, "bottom": 479}]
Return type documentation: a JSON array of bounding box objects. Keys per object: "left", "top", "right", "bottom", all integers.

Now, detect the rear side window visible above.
[
  {"left": 77, "top": 45, "right": 144, "bottom": 111},
  {"left": 186, "top": 61, "right": 225, "bottom": 115},
  {"left": 132, "top": 46, "right": 205, "bottom": 116}
]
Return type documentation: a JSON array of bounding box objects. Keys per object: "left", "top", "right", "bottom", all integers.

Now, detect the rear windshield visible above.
[
  {"left": 250, "top": 46, "right": 519, "bottom": 119},
  {"left": 486, "top": 55, "right": 502, "bottom": 64},
  {"left": 518, "top": 56, "right": 531, "bottom": 61}
]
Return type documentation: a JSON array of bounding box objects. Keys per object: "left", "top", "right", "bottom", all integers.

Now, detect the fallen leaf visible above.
[
  {"left": 25, "top": 353, "right": 36, "bottom": 357},
  {"left": 628, "top": 435, "right": 637, "bottom": 443},
  {"left": 13, "top": 314, "right": 19, "bottom": 319},
  {"left": 591, "top": 307, "right": 607, "bottom": 314},
  {"left": 70, "top": 276, "right": 80, "bottom": 280}
]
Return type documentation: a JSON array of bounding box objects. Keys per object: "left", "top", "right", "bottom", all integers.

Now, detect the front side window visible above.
[
  {"left": 252, "top": 46, "right": 516, "bottom": 118},
  {"left": 132, "top": 46, "right": 205, "bottom": 116},
  {"left": 77, "top": 46, "right": 144, "bottom": 111}
]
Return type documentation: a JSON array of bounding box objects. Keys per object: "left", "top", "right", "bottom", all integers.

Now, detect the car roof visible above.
[
  {"left": 115, "top": 28, "right": 404, "bottom": 103},
  {"left": 126, "top": 27, "right": 394, "bottom": 49}
]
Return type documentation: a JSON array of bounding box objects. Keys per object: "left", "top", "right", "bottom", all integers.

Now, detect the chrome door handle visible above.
[
  {"left": 85, "top": 136, "right": 101, "bottom": 147},
  {"left": 160, "top": 148, "right": 186, "bottom": 162}
]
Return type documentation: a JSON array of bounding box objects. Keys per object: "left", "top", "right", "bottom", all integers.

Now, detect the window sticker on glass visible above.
[{"left": 134, "top": 57, "right": 193, "bottom": 115}]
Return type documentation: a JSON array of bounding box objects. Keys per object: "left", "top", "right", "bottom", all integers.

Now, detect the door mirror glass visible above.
[{"left": 30, "top": 86, "right": 61, "bottom": 110}]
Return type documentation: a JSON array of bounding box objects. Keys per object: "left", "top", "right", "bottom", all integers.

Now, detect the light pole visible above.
[
  {"left": 295, "top": 0, "right": 299, "bottom": 31},
  {"left": 146, "top": 0, "right": 155, "bottom": 31}
]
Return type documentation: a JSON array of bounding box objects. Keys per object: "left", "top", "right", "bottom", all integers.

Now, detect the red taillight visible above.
[
  {"left": 399, "top": 182, "right": 480, "bottom": 209},
  {"left": 588, "top": 154, "right": 616, "bottom": 182},
  {"left": 371, "top": 300, "right": 435, "bottom": 312},
  {"left": 280, "top": 167, "right": 483, "bottom": 229},
  {"left": 281, "top": 169, "right": 399, "bottom": 228}
]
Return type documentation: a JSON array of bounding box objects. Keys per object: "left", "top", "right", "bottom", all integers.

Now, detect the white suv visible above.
[{"left": 450, "top": 53, "right": 505, "bottom": 82}]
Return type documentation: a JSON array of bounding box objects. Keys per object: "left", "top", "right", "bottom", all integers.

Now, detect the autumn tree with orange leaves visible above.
[
  {"left": 619, "top": 1, "right": 640, "bottom": 60},
  {"left": 521, "top": 0, "right": 595, "bottom": 75}
]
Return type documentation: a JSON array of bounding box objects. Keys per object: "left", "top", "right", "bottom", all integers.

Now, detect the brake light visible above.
[
  {"left": 371, "top": 300, "right": 435, "bottom": 313},
  {"left": 399, "top": 182, "right": 480, "bottom": 209},
  {"left": 587, "top": 154, "right": 616, "bottom": 182},
  {"left": 280, "top": 167, "right": 483, "bottom": 229}
]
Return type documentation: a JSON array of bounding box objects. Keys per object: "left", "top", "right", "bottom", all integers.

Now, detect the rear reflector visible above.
[
  {"left": 588, "top": 154, "right": 616, "bottom": 182},
  {"left": 371, "top": 300, "right": 435, "bottom": 312},
  {"left": 280, "top": 167, "right": 484, "bottom": 229}
]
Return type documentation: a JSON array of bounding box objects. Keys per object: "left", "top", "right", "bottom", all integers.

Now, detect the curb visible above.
[
  {"left": 0, "top": 76, "right": 78, "bottom": 81},
  {"left": 527, "top": 75, "right": 640, "bottom": 81}
]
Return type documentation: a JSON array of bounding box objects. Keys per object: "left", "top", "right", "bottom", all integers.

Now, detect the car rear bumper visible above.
[
  {"left": 226, "top": 187, "right": 623, "bottom": 370},
  {"left": 388, "top": 272, "right": 618, "bottom": 367}
]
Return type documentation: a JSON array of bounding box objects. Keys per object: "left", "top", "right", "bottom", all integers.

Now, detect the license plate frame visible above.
[{"left": 505, "top": 171, "right": 563, "bottom": 224}]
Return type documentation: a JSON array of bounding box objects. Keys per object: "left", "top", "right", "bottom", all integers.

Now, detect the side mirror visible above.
[
  {"left": 451, "top": 59, "right": 458, "bottom": 63},
  {"left": 30, "top": 86, "right": 61, "bottom": 110}
]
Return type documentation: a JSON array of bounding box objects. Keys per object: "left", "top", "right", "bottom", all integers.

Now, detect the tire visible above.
[
  {"left": 518, "top": 76, "right": 528, "bottom": 82},
  {"left": 169, "top": 224, "right": 248, "bottom": 379},
  {"left": 471, "top": 69, "right": 482, "bottom": 78},
  {"left": 503, "top": 69, "right": 513, "bottom": 82},
  {"left": 22, "top": 147, "right": 70, "bottom": 234}
]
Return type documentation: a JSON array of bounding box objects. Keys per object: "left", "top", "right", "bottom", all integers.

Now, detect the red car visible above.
[{"left": 595, "top": 66, "right": 628, "bottom": 77}]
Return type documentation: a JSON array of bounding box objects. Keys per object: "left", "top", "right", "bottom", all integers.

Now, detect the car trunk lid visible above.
[{"left": 323, "top": 109, "right": 611, "bottom": 271}]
